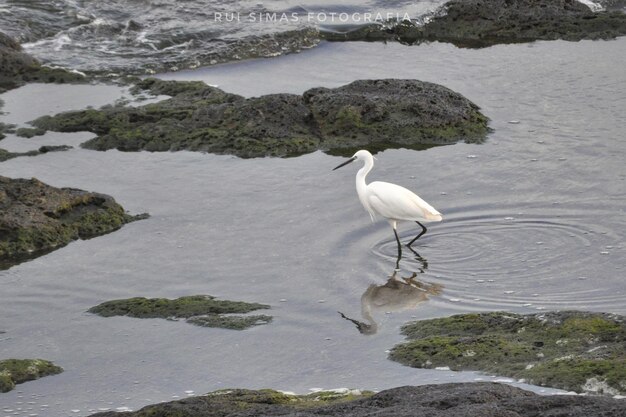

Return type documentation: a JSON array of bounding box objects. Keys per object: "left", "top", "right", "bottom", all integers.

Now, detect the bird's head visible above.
[{"left": 332, "top": 149, "right": 374, "bottom": 171}]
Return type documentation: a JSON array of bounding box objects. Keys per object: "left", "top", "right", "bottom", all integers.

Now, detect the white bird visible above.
[{"left": 333, "top": 150, "right": 442, "bottom": 261}]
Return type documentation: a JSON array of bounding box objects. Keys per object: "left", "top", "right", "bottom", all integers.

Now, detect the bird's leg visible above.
[
  {"left": 393, "top": 227, "right": 403, "bottom": 269},
  {"left": 407, "top": 221, "right": 427, "bottom": 248}
]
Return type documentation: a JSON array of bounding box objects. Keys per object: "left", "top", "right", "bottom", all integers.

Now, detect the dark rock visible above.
[
  {"left": 322, "top": 0, "right": 626, "bottom": 48},
  {"left": 88, "top": 295, "right": 272, "bottom": 330},
  {"left": 0, "top": 176, "right": 147, "bottom": 269},
  {"left": 0, "top": 145, "right": 72, "bottom": 162},
  {"left": 389, "top": 311, "right": 626, "bottom": 395},
  {"left": 31, "top": 78, "right": 489, "bottom": 158},
  {"left": 0, "top": 31, "right": 84, "bottom": 93},
  {"left": 0, "top": 359, "right": 63, "bottom": 393},
  {"left": 87, "top": 383, "right": 626, "bottom": 417}
]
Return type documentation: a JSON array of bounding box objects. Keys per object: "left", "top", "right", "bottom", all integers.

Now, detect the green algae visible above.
[
  {"left": 0, "top": 176, "right": 147, "bottom": 269},
  {"left": 15, "top": 127, "right": 46, "bottom": 138},
  {"left": 89, "top": 388, "right": 373, "bottom": 416},
  {"left": 88, "top": 295, "right": 272, "bottom": 330},
  {"left": 30, "top": 78, "right": 490, "bottom": 158},
  {"left": 0, "top": 359, "right": 63, "bottom": 393},
  {"left": 389, "top": 311, "right": 626, "bottom": 395}
]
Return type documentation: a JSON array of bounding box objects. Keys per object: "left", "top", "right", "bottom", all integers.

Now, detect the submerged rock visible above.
[
  {"left": 0, "top": 359, "right": 63, "bottom": 393},
  {"left": 389, "top": 311, "right": 626, "bottom": 395},
  {"left": 88, "top": 295, "right": 272, "bottom": 330},
  {"left": 0, "top": 145, "right": 72, "bottom": 162},
  {"left": 0, "top": 31, "right": 84, "bottom": 93},
  {"left": 88, "top": 383, "right": 626, "bottom": 417},
  {"left": 31, "top": 78, "right": 489, "bottom": 158},
  {"left": 323, "top": 0, "right": 626, "bottom": 47},
  {"left": 0, "top": 176, "right": 146, "bottom": 269}
]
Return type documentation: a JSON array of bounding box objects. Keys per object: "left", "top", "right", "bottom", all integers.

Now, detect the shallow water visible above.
[{"left": 1, "top": 38, "right": 626, "bottom": 415}]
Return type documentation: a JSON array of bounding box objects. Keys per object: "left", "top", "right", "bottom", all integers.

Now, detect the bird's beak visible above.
[{"left": 332, "top": 156, "right": 356, "bottom": 171}]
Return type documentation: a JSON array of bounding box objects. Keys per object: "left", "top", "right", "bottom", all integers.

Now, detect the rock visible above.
[
  {"left": 88, "top": 295, "right": 272, "bottom": 330},
  {"left": 389, "top": 311, "right": 626, "bottom": 395},
  {"left": 0, "top": 176, "right": 147, "bottom": 269},
  {"left": 15, "top": 127, "right": 47, "bottom": 138},
  {"left": 0, "top": 359, "right": 63, "bottom": 393},
  {"left": 304, "top": 79, "right": 489, "bottom": 154},
  {"left": 87, "top": 383, "right": 626, "bottom": 417},
  {"left": 0, "top": 145, "right": 72, "bottom": 162},
  {"left": 322, "top": 0, "right": 626, "bottom": 47},
  {"left": 31, "top": 78, "right": 489, "bottom": 158},
  {"left": 0, "top": 31, "right": 84, "bottom": 93}
]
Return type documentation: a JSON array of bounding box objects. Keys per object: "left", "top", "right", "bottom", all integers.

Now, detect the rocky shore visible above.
[
  {"left": 30, "top": 78, "right": 489, "bottom": 158},
  {"left": 390, "top": 311, "right": 626, "bottom": 395},
  {"left": 0, "top": 176, "right": 146, "bottom": 269},
  {"left": 323, "top": 0, "right": 626, "bottom": 47},
  {"left": 0, "top": 31, "right": 83, "bottom": 94},
  {"left": 88, "top": 383, "right": 626, "bottom": 417}
]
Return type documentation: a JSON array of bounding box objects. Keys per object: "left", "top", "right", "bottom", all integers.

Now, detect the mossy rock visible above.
[
  {"left": 321, "top": 0, "right": 626, "bottom": 48},
  {"left": 90, "top": 388, "right": 372, "bottom": 417},
  {"left": 0, "top": 359, "right": 63, "bottom": 392},
  {"left": 87, "top": 383, "right": 626, "bottom": 417},
  {"left": 88, "top": 295, "right": 272, "bottom": 330},
  {"left": 15, "top": 127, "right": 46, "bottom": 138},
  {"left": 389, "top": 311, "right": 626, "bottom": 395},
  {"left": 0, "top": 31, "right": 84, "bottom": 93},
  {"left": 30, "top": 78, "right": 490, "bottom": 158},
  {"left": 0, "top": 176, "right": 147, "bottom": 269}
]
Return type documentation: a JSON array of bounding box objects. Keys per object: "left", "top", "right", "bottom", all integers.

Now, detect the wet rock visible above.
[
  {"left": 88, "top": 295, "right": 272, "bottom": 330},
  {"left": 31, "top": 78, "right": 489, "bottom": 158},
  {"left": 0, "top": 359, "right": 63, "bottom": 393},
  {"left": 88, "top": 383, "right": 626, "bottom": 417},
  {"left": 389, "top": 311, "right": 626, "bottom": 395},
  {"left": 322, "top": 0, "right": 626, "bottom": 47},
  {"left": 0, "top": 176, "right": 146, "bottom": 269},
  {"left": 0, "top": 31, "right": 84, "bottom": 93},
  {"left": 0, "top": 145, "right": 72, "bottom": 162},
  {"left": 15, "top": 127, "right": 47, "bottom": 138},
  {"left": 305, "top": 79, "right": 489, "bottom": 155}
]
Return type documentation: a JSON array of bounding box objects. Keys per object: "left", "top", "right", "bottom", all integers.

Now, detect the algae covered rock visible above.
[
  {"left": 0, "top": 176, "right": 146, "bottom": 269},
  {"left": 88, "top": 383, "right": 626, "bottom": 417},
  {"left": 88, "top": 295, "right": 272, "bottom": 330},
  {"left": 322, "top": 0, "right": 626, "bottom": 47},
  {"left": 0, "top": 359, "right": 63, "bottom": 393},
  {"left": 31, "top": 78, "right": 489, "bottom": 158},
  {"left": 0, "top": 31, "right": 84, "bottom": 93},
  {"left": 389, "top": 311, "right": 626, "bottom": 395},
  {"left": 304, "top": 79, "right": 488, "bottom": 154}
]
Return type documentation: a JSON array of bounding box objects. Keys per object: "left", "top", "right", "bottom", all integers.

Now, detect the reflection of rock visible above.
[
  {"left": 0, "top": 359, "right": 63, "bottom": 393},
  {"left": 322, "top": 0, "right": 626, "bottom": 48},
  {"left": 88, "top": 295, "right": 272, "bottom": 330},
  {"left": 31, "top": 78, "right": 489, "bottom": 158},
  {"left": 390, "top": 311, "right": 626, "bottom": 395},
  {"left": 340, "top": 271, "right": 442, "bottom": 335},
  {"left": 0, "top": 176, "right": 146, "bottom": 269},
  {"left": 88, "top": 383, "right": 626, "bottom": 417}
]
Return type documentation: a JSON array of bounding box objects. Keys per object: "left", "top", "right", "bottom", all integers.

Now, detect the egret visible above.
[{"left": 333, "top": 150, "right": 442, "bottom": 262}]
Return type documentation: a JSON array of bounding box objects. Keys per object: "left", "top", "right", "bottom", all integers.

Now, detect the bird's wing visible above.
[{"left": 367, "top": 181, "right": 442, "bottom": 222}]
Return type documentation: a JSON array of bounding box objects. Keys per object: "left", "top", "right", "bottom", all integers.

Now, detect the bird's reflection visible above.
[{"left": 339, "top": 266, "right": 442, "bottom": 335}]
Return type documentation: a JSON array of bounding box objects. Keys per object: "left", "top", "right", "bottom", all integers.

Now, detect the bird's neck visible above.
[{"left": 355, "top": 158, "right": 373, "bottom": 198}]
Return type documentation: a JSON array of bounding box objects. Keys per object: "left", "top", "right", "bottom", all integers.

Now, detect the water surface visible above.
[{"left": 0, "top": 38, "right": 625, "bottom": 416}]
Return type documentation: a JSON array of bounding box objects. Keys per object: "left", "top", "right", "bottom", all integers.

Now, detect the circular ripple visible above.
[{"left": 370, "top": 210, "right": 625, "bottom": 312}]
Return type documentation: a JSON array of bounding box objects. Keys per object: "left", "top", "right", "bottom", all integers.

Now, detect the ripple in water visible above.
[{"left": 371, "top": 205, "right": 624, "bottom": 312}]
